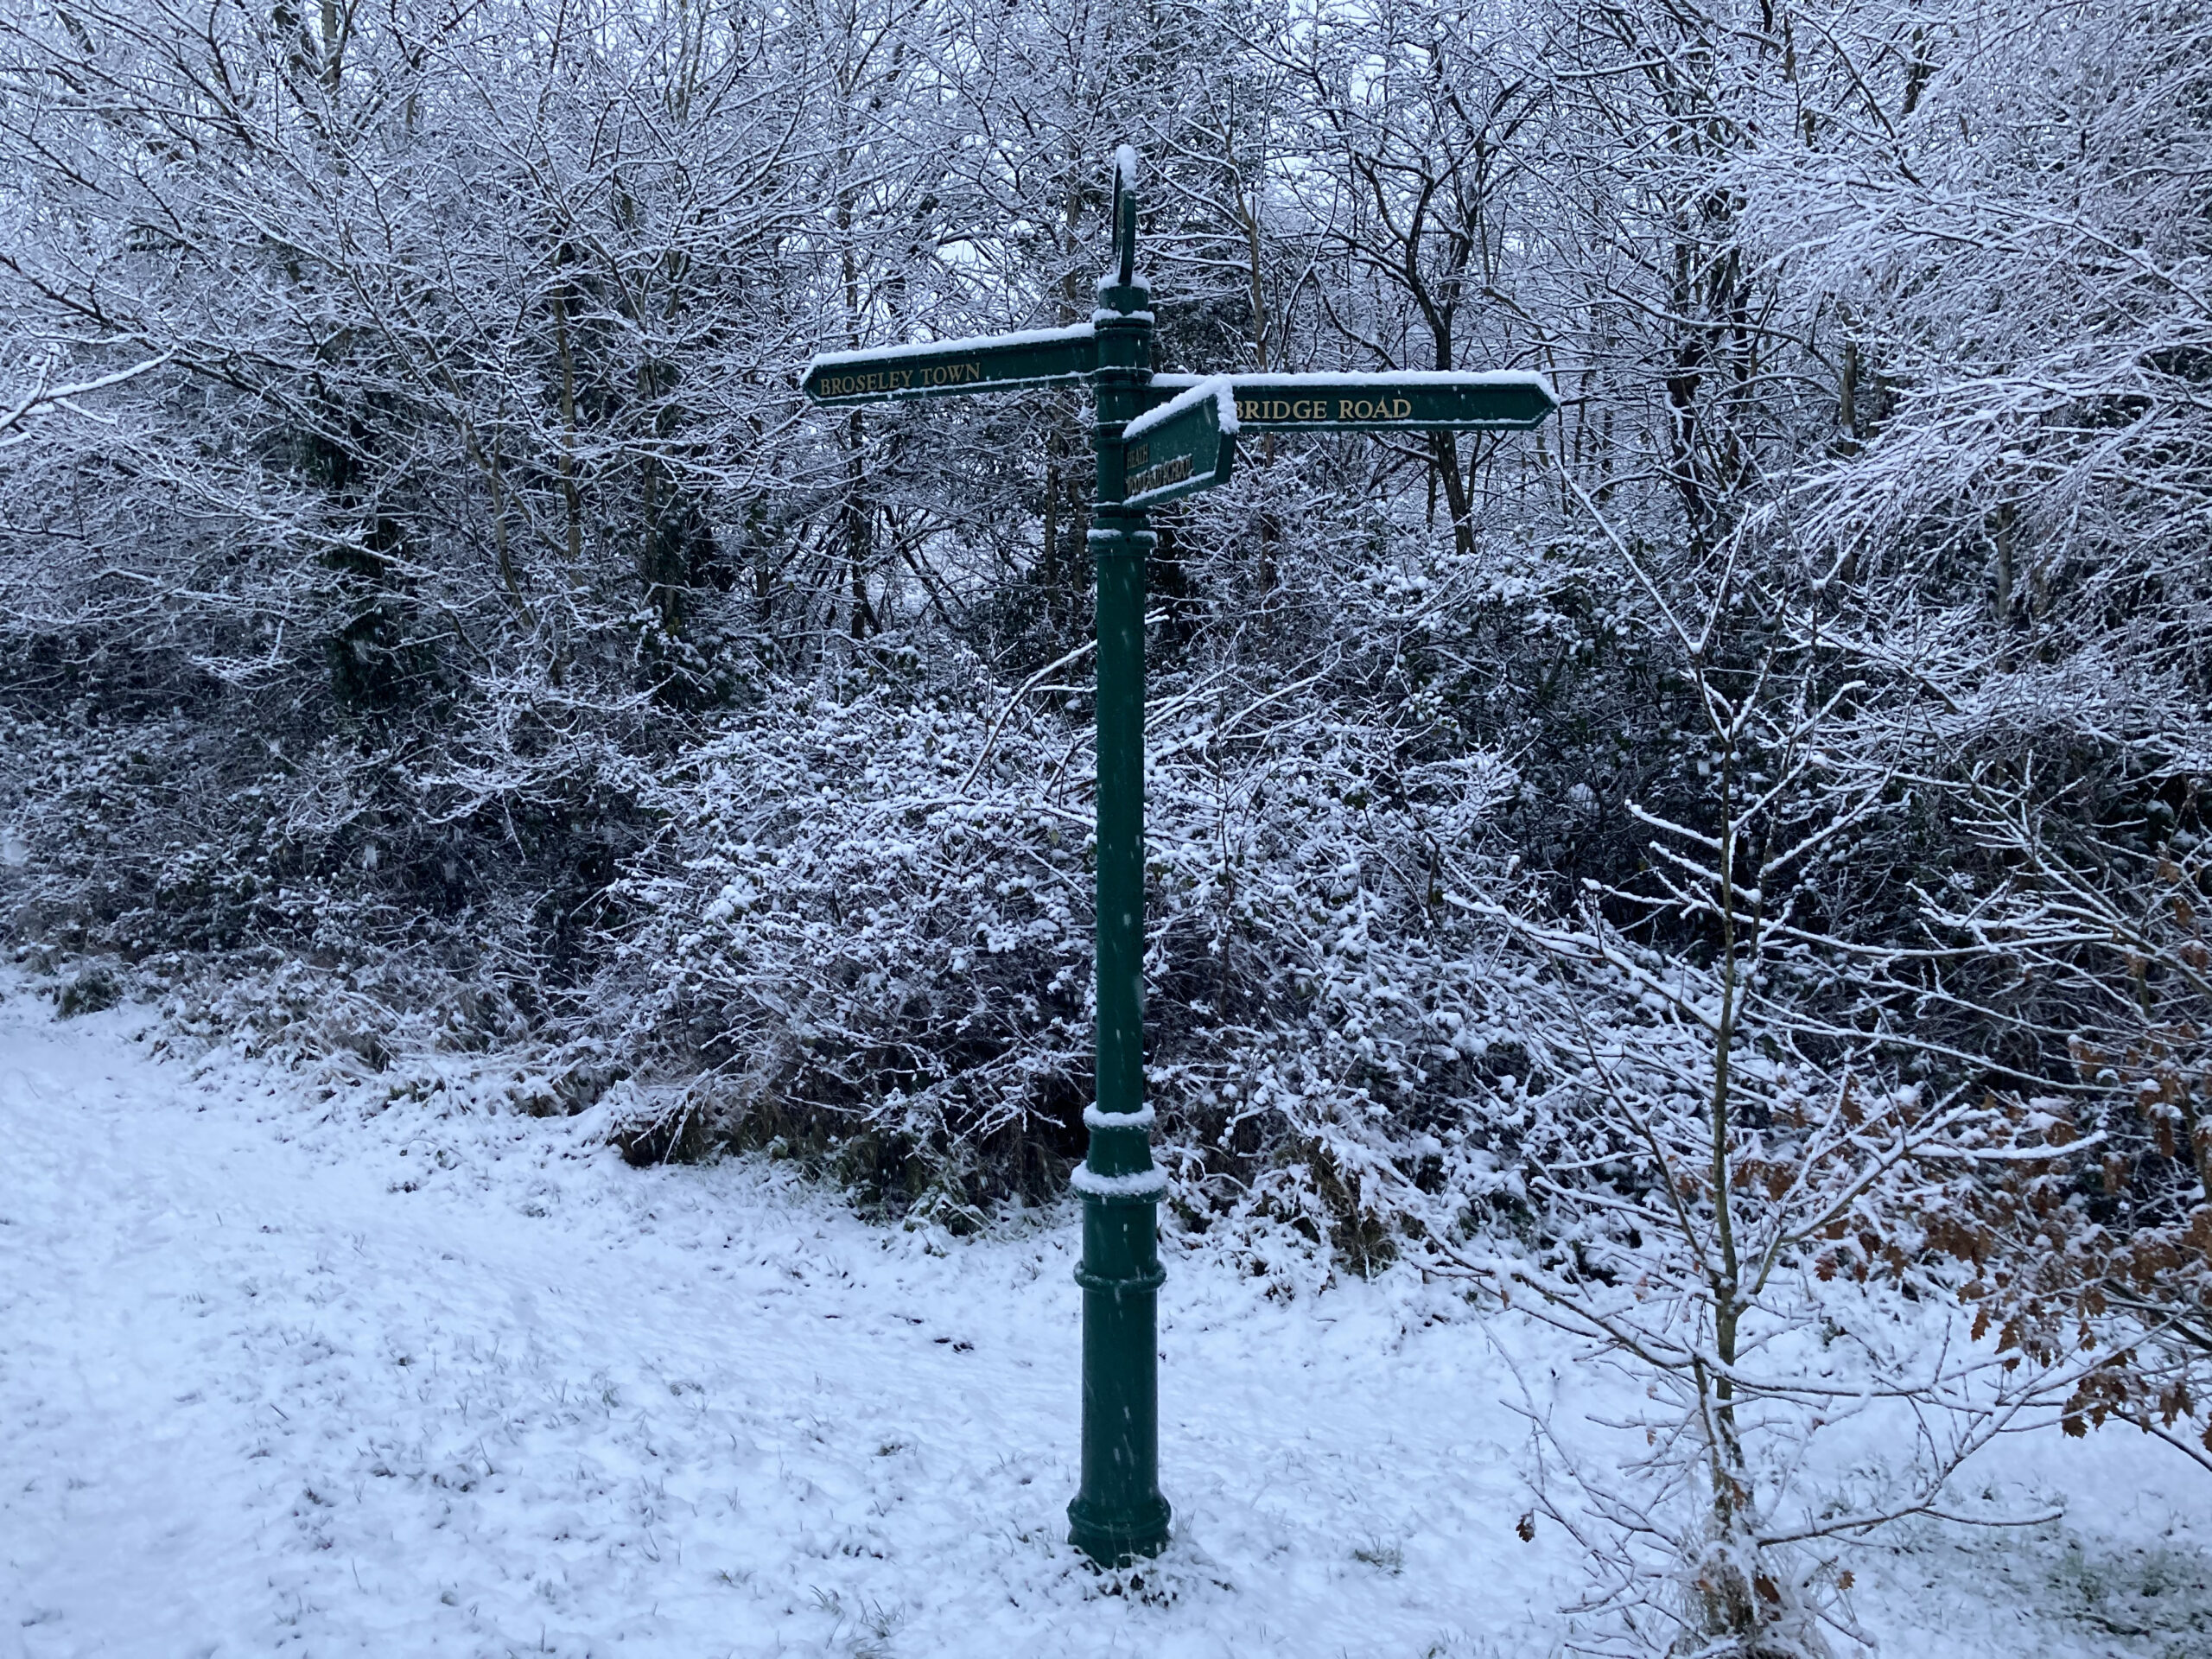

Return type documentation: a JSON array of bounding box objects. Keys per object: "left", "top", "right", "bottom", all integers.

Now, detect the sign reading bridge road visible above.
[
  {"left": 798, "top": 147, "right": 1556, "bottom": 1576},
  {"left": 1141, "top": 370, "right": 1557, "bottom": 432}
]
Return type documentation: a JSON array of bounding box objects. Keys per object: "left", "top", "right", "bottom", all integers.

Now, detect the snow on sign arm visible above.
[
  {"left": 1118, "top": 378, "right": 1236, "bottom": 509},
  {"left": 802, "top": 322, "right": 1099, "bottom": 404}
]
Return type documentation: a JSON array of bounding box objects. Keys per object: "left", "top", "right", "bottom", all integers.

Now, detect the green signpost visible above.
[{"left": 803, "top": 149, "right": 1556, "bottom": 1570}]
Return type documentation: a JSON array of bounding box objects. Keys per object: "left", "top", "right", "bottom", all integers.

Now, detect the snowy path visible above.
[
  {"left": 0, "top": 993, "right": 1573, "bottom": 1657},
  {"left": 2, "top": 986, "right": 2204, "bottom": 1658}
]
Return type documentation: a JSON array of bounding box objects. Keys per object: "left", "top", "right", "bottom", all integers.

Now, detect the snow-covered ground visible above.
[{"left": 2, "top": 981, "right": 2206, "bottom": 1658}]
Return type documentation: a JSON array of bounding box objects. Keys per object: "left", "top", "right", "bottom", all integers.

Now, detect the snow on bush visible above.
[{"left": 597, "top": 639, "right": 1525, "bottom": 1256}]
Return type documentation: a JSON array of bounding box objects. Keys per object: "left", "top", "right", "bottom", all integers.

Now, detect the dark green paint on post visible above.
[{"left": 1068, "top": 153, "right": 1173, "bottom": 1568}]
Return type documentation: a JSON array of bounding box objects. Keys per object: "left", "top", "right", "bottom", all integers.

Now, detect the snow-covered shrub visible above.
[
  {"left": 1415, "top": 909, "right": 2061, "bottom": 1659},
  {"left": 0, "top": 709, "right": 347, "bottom": 958},
  {"left": 1916, "top": 785, "right": 2212, "bottom": 1479},
  {"left": 602, "top": 658, "right": 1096, "bottom": 1217},
  {"left": 0, "top": 696, "right": 632, "bottom": 1066},
  {"left": 596, "top": 638, "right": 1527, "bottom": 1243},
  {"left": 1738, "top": 0, "right": 2212, "bottom": 1496},
  {"left": 1294, "top": 543, "right": 2085, "bottom": 1655}
]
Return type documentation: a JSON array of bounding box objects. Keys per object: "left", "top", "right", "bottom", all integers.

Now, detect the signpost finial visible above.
[{"left": 1113, "top": 146, "right": 1138, "bottom": 289}]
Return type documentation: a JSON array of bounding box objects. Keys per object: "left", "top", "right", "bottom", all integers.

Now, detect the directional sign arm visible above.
[
  {"left": 1139, "top": 370, "right": 1556, "bottom": 430},
  {"left": 1224, "top": 371, "right": 1556, "bottom": 431},
  {"left": 804, "top": 323, "right": 1099, "bottom": 405},
  {"left": 1118, "top": 377, "right": 1236, "bottom": 509}
]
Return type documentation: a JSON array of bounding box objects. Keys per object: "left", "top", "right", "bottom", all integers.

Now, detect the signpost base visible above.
[{"left": 1068, "top": 1184, "right": 1171, "bottom": 1566}]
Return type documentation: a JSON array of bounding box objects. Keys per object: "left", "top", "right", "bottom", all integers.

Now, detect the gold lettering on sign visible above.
[
  {"left": 1127, "top": 442, "right": 1150, "bottom": 470},
  {"left": 818, "top": 369, "right": 912, "bottom": 397},
  {"left": 815, "top": 359, "right": 989, "bottom": 398},
  {"left": 1330, "top": 396, "right": 1416, "bottom": 422},
  {"left": 1233, "top": 392, "right": 1421, "bottom": 424},
  {"left": 1128, "top": 453, "right": 1193, "bottom": 499}
]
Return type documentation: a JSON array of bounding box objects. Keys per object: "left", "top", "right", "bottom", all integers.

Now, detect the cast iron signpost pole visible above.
[
  {"left": 1065, "top": 160, "right": 1173, "bottom": 1567},
  {"left": 798, "top": 146, "right": 1554, "bottom": 1573}
]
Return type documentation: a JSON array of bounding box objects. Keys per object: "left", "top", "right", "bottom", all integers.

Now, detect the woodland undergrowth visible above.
[{"left": 5, "top": 0, "right": 2212, "bottom": 1647}]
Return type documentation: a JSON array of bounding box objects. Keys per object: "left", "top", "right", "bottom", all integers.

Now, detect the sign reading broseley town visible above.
[
  {"left": 805, "top": 324, "right": 1099, "bottom": 404},
  {"left": 802, "top": 148, "right": 1555, "bottom": 1572}
]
